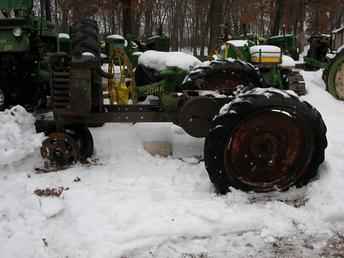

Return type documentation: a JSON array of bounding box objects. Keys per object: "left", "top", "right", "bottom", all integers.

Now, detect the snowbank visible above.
[
  {"left": 0, "top": 106, "right": 44, "bottom": 165},
  {"left": 138, "top": 50, "right": 202, "bottom": 71},
  {"left": 280, "top": 55, "right": 296, "bottom": 68}
]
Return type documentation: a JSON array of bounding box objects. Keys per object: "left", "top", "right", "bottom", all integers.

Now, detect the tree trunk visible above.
[
  {"left": 208, "top": 0, "right": 223, "bottom": 55},
  {"left": 272, "top": 0, "right": 285, "bottom": 35},
  {"left": 122, "top": 0, "right": 134, "bottom": 37}
]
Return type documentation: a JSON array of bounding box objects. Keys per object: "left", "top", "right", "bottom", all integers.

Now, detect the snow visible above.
[
  {"left": 82, "top": 52, "right": 95, "bottom": 57},
  {"left": 227, "top": 40, "right": 250, "bottom": 47},
  {"left": 332, "top": 27, "right": 344, "bottom": 34},
  {"left": 269, "top": 33, "right": 295, "bottom": 39},
  {"left": 58, "top": 33, "right": 70, "bottom": 40},
  {"left": 132, "top": 51, "right": 143, "bottom": 56},
  {"left": 106, "top": 34, "right": 125, "bottom": 40},
  {"left": 280, "top": 54, "right": 296, "bottom": 68},
  {"left": 138, "top": 50, "right": 202, "bottom": 71},
  {"left": 1, "top": 71, "right": 344, "bottom": 257},
  {"left": 106, "top": 34, "right": 128, "bottom": 47},
  {"left": 0, "top": 106, "right": 44, "bottom": 166}
]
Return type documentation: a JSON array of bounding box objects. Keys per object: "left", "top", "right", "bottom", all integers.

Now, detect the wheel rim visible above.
[
  {"left": 335, "top": 62, "right": 344, "bottom": 99},
  {"left": 41, "top": 133, "right": 80, "bottom": 167},
  {"left": 224, "top": 110, "right": 314, "bottom": 192}
]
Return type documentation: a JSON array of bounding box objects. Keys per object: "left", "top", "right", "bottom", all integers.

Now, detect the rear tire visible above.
[
  {"left": 325, "top": 51, "right": 344, "bottom": 99},
  {"left": 204, "top": 88, "right": 327, "bottom": 193},
  {"left": 72, "top": 19, "right": 103, "bottom": 113},
  {"left": 65, "top": 126, "right": 94, "bottom": 162},
  {"left": 180, "top": 59, "right": 264, "bottom": 94}
]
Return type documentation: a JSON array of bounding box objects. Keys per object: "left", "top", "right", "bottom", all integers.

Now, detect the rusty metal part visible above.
[
  {"left": 224, "top": 110, "right": 314, "bottom": 192},
  {"left": 41, "top": 132, "right": 80, "bottom": 167},
  {"left": 52, "top": 71, "right": 71, "bottom": 111}
]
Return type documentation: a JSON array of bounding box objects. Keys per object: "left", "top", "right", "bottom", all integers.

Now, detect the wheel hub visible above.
[
  {"left": 41, "top": 132, "right": 80, "bottom": 167},
  {"left": 224, "top": 110, "right": 310, "bottom": 192}
]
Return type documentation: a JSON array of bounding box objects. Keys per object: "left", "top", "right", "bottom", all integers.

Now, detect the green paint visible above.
[{"left": 327, "top": 54, "right": 344, "bottom": 99}]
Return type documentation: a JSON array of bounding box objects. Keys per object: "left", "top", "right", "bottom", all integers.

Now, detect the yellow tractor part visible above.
[{"left": 107, "top": 48, "right": 137, "bottom": 104}]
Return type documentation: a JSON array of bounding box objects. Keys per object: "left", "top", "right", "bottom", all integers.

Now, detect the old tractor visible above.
[
  {"left": 322, "top": 48, "right": 344, "bottom": 100},
  {"left": 0, "top": 0, "right": 69, "bottom": 111},
  {"left": 266, "top": 33, "right": 300, "bottom": 61},
  {"left": 215, "top": 39, "right": 306, "bottom": 96},
  {"left": 304, "top": 33, "right": 331, "bottom": 71},
  {"left": 36, "top": 19, "right": 327, "bottom": 194},
  {"left": 302, "top": 29, "right": 344, "bottom": 100}
]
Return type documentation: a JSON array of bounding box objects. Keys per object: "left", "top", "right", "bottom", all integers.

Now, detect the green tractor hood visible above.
[{"left": 0, "top": 0, "right": 32, "bottom": 10}]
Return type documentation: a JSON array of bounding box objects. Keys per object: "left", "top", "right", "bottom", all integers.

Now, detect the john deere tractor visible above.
[
  {"left": 34, "top": 18, "right": 328, "bottom": 194},
  {"left": 215, "top": 39, "right": 306, "bottom": 95},
  {"left": 0, "top": 0, "right": 70, "bottom": 110}
]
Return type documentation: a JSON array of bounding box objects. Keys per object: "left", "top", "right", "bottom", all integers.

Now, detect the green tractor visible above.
[
  {"left": 0, "top": 0, "right": 70, "bottom": 110},
  {"left": 35, "top": 19, "right": 327, "bottom": 194},
  {"left": 266, "top": 34, "right": 300, "bottom": 61},
  {"left": 304, "top": 33, "right": 331, "bottom": 71},
  {"left": 216, "top": 39, "right": 306, "bottom": 95},
  {"left": 302, "top": 30, "right": 344, "bottom": 100},
  {"left": 323, "top": 48, "right": 344, "bottom": 100}
]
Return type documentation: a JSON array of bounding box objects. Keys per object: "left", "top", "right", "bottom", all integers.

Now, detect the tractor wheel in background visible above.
[
  {"left": 204, "top": 88, "right": 327, "bottom": 193},
  {"left": 180, "top": 59, "right": 264, "bottom": 94},
  {"left": 288, "top": 71, "right": 306, "bottom": 96},
  {"left": 326, "top": 52, "right": 344, "bottom": 100}
]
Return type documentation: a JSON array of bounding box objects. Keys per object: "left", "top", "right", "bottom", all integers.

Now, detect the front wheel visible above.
[{"left": 204, "top": 88, "right": 327, "bottom": 193}]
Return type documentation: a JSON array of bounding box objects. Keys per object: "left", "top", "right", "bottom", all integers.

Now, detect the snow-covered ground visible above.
[{"left": 1, "top": 70, "right": 344, "bottom": 258}]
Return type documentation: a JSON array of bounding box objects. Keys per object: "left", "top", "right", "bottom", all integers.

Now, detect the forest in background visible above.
[{"left": 38, "top": 0, "right": 344, "bottom": 54}]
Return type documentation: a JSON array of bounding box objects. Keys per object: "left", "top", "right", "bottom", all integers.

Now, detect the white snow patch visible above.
[
  {"left": 39, "top": 198, "right": 65, "bottom": 219},
  {"left": 280, "top": 55, "right": 296, "bottom": 68},
  {"left": 227, "top": 40, "right": 250, "bottom": 47},
  {"left": 58, "top": 33, "right": 70, "bottom": 39},
  {"left": 138, "top": 50, "right": 202, "bottom": 71},
  {"left": 0, "top": 106, "right": 44, "bottom": 166},
  {"left": 82, "top": 52, "right": 95, "bottom": 57},
  {"left": 132, "top": 51, "right": 143, "bottom": 56},
  {"left": 106, "top": 34, "right": 125, "bottom": 40}
]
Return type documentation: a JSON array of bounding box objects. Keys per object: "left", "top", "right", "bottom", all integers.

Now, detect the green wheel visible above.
[{"left": 327, "top": 53, "right": 344, "bottom": 100}]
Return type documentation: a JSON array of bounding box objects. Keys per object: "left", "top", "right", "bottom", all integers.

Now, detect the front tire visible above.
[{"left": 204, "top": 88, "right": 327, "bottom": 193}]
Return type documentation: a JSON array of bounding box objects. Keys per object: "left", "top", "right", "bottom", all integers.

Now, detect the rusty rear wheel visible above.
[
  {"left": 204, "top": 88, "right": 327, "bottom": 193},
  {"left": 224, "top": 110, "right": 314, "bottom": 192}
]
